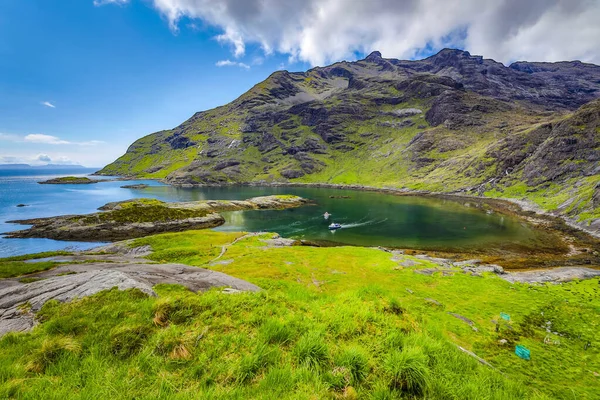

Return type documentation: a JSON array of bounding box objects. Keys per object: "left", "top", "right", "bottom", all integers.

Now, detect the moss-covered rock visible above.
[
  {"left": 5, "top": 196, "right": 308, "bottom": 241},
  {"left": 39, "top": 176, "right": 98, "bottom": 185}
]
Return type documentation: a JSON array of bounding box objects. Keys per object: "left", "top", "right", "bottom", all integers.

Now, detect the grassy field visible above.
[{"left": 0, "top": 231, "right": 598, "bottom": 399}]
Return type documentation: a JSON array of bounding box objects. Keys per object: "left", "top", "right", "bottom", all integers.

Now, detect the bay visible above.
[{"left": 1, "top": 170, "right": 550, "bottom": 257}]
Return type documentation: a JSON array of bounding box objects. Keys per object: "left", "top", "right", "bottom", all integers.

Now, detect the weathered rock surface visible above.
[
  {"left": 5, "top": 195, "right": 308, "bottom": 242},
  {"left": 0, "top": 258, "right": 260, "bottom": 336},
  {"left": 120, "top": 184, "right": 149, "bottom": 189},
  {"left": 502, "top": 267, "right": 600, "bottom": 283}
]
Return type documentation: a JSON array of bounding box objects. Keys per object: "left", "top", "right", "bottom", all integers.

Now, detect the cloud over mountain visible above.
[{"left": 138, "top": 0, "right": 600, "bottom": 65}]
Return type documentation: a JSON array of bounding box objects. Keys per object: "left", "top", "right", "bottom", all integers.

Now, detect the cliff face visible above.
[{"left": 99, "top": 49, "right": 600, "bottom": 226}]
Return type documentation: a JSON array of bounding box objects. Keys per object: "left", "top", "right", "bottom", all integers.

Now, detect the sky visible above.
[{"left": 1, "top": 0, "right": 599, "bottom": 167}]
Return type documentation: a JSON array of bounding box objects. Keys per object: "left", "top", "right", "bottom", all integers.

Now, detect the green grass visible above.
[
  {"left": 80, "top": 203, "right": 209, "bottom": 225},
  {"left": 0, "top": 230, "right": 598, "bottom": 398},
  {"left": 0, "top": 260, "right": 58, "bottom": 279},
  {"left": 0, "top": 251, "right": 71, "bottom": 262}
]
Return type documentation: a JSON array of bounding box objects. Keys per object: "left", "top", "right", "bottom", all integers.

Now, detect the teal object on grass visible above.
[
  {"left": 500, "top": 312, "right": 510, "bottom": 321},
  {"left": 515, "top": 345, "right": 531, "bottom": 360}
]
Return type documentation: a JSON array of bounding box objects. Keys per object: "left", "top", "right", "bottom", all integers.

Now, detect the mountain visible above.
[{"left": 99, "top": 49, "right": 600, "bottom": 229}]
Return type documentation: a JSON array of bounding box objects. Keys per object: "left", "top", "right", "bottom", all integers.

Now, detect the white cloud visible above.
[
  {"left": 41, "top": 101, "right": 56, "bottom": 108},
  {"left": 25, "top": 134, "right": 70, "bottom": 145},
  {"left": 139, "top": 0, "right": 600, "bottom": 65},
  {"left": 36, "top": 154, "right": 52, "bottom": 162},
  {"left": 1, "top": 133, "right": 104, "bottom": 146},
  {"left": 215, "top": 59, "right": 250, "bottom": 69},
  {"left": 0, "top": 154, "right": 78, "bottom": 166}
]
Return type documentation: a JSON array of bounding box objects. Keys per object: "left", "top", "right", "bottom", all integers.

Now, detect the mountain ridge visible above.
[{"left": 99, "top": 48, "right": 600, "bottom": 230}]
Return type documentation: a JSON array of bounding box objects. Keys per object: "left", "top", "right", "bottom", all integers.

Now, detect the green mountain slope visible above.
[{"left": 99, "top": 49, "right": 600, "bottom": 229}]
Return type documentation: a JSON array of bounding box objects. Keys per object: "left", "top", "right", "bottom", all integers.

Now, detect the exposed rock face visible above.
[
  {"left": 0, "top": 270, "right": 154, "bottom": 336},
  {"left": 97, "top": 48, "right": 600, "bottom": 224},
  {"left": 120, "top": 184, "right": 149, "bottom": 189},
  {"left": 502, "top": 267, "right": 600, "bottom": 283},
  {"left": 0, "top": 259, "right": 260, "bottom": 336},
  {"left": 6, "top": 195, "right": 308, "bottom": 242}
]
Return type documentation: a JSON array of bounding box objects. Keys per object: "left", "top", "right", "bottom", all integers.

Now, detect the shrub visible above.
[
  {"left": 384, "top": 346, "right": 429, "bottom": 395},
  {"left": 293, "top": 331, "right": 329, "bottom": 368},
  {"left": 27, "top": 337, "right": 81, "bottom": 373}
]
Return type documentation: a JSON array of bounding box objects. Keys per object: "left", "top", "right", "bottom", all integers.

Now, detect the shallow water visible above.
[{"left": 1, "top": 170, "right": 550, "bottom": 256}]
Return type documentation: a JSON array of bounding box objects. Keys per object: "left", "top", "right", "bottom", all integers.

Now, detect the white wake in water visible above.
[{"left": 340, "top": 218, "right": 388, "bottom": 229}]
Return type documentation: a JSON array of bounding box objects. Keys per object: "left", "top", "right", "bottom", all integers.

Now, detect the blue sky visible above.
[
  {"left": 0, "top": 1, "right": 310, "bottom": 167},
  {"left": 1, "top": 0, "right": 598, "bottom": 167}
]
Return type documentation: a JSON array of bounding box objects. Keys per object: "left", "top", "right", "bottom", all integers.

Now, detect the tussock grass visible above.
[
  {"left": 259, "top": 319, "right": 293, "bottom": 345},
  {"left": 236, "top": 343, "right": 277, "bottom": 383},
  {"left": 152, "top": 296, "right": 204, "bottom": 326},
  {"left": 384, "top": 346, "right": 430, "bottom": 395},
  {"left": 154, "top": 325, "right": 194, "bottom": 360},
  {"left": 293, "top": 331, "right": 330, "bottom": 369},
  {"left": 110, "top": 324, "right": 153, "bottom": 358},
  {"left": 335, "top": 346, "right": 369, "bottom": 384},
  {"left": 27, "top": 337, "right": 82, "bottom": 373}
]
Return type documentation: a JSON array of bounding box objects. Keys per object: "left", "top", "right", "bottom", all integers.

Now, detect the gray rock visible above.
[
  {"left": 261, "top": 238, "right": 296, "bottom": 247},
  {"left": 424, "top": 298, "right": 443, "bottom": 307},
  {"left": 392, "top": 108, "right": 423, "bottom": 117},
  {"left": 399, "top": 259, "right": 421, "bottom": 267},
  {"left": 120, "top": 184, "right": 149, "bottom": 189},
  {"left": 0, "top": 261, "right": 260, "bottom": 336},
  {"left": 448, "top": 312, "right": 475, "bottom": 326},
  {"left": 503, "top": 267, "right": 600, "bottom": 283},
  {"left": 0, "top": 270, "right": 154, "bottom": 336}
]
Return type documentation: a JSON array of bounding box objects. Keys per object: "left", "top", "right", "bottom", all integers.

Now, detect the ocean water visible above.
[
  {"left": 1, "top": 169, "right": 552, "bottom": 257},
  {"left": 0, "top": 168, "right": 160, "bottom": 256}
]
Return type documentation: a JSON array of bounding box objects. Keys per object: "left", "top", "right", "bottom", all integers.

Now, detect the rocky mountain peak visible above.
[
  {"left": 364, "top": 51, "right": 383, "bottom": 62},
  {"left": 425, "top": 48, "right": 482, "bottom": 67}
]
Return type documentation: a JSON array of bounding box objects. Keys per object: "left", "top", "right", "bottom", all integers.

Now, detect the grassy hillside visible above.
[
  {"left": 99, "top": 50, "right": 600, "bottom": 227},
  {"left": 1, "top": 231, "right": 598, "bottom": 399}
]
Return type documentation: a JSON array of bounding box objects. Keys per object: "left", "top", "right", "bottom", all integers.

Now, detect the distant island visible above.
[
  {"left": 38, "top": 176, "right": 99, "bottom": 185},
  {"left": 0, "top": 163, "right": 89, "bottom": 169}
]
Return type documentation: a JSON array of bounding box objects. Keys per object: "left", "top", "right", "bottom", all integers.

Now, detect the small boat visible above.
[
  {"left": 323, "top": 212, "right": 331, "bottom": 220},
  {"left": 328, "top": 223, "right": 342, "bottom": 230}
]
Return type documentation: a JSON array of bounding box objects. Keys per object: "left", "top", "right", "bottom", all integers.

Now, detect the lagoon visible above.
[{"left": 0, "top": 169, "right": 553, "bottom": 257}]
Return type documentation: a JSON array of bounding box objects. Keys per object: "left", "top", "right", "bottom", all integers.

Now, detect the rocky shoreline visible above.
[{"left": 5, "top": 195, "right": 308, "bottom": 242}]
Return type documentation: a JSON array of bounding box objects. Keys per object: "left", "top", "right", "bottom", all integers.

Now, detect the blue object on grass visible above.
[
  {"left": 515, "top": 345, "right": 530, "bottom": 360},
  {"left": 500, "top": 312, "right": 510, "bottom": 321}
]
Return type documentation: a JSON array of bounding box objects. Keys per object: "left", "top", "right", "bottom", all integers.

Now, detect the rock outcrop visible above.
[
  {"left": 0, "top": 256, "right": 260, "bottom": 336},
  {"left": 39, "top": 176, "right": 99, "bottom": 184},
  {"left": 6, "top": 195, "right": 308, "bottom": 241}
]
